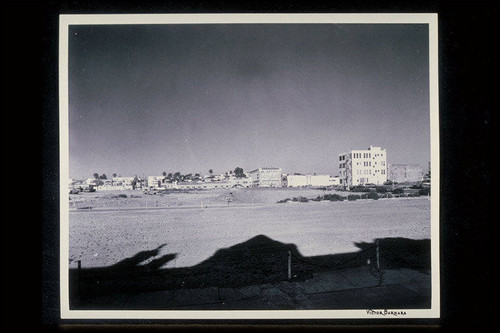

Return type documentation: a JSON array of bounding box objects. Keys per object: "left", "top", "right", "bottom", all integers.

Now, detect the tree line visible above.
[
  {"left": 160, "top": 167, "right": 246, "bottom": 183},
  {"left": 90, "top": 167, "right": 246, "bottom": 185}
]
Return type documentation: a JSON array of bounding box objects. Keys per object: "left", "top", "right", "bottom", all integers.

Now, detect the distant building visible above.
[
  {"left": 310, "top": 175, "right": 340, "bottom": 187},
  {"left": 286, "top": 174, "right": 340, "bottom": 187},
  {"left": 388, "top": 164, "right": 424, "bottom": 183},
  {"left": 112, "top": 177, "right": 134, "bottom": 186},
  {"left": 285, "top": 175, "right": 309, "bottom": 187},
  {"left": 227, "top": 176, "right": 253, "bottom": 188},
  {"left": 339, "top": 145, "right": 388, "bottom": 188},
  {"left": 248, "top": 167, "right": 282, "bottom": 187},
  {"left": 147, "top": 176, "right": 164, "bottom": 189}
]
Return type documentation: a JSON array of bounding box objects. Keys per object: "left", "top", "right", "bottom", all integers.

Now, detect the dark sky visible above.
[{"left": 68, "top": 24, "right": 429, "bottom": 179}]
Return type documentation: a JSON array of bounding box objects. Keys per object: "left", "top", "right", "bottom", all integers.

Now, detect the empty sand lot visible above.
[{"left": 68, "top": 188, "right": 430, "bottom": 270}]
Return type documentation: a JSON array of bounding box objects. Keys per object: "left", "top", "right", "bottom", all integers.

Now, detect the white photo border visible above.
[{"left": 59, "top": 13, "right": 440, "bottom": 320}]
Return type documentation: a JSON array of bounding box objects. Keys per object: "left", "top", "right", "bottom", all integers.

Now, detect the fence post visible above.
[
  {"left": 288, "top": 250, "right": 292, "bottom": 281},
  {"left": 77, "top": 260, "right": 82, "bottom": 301},
  {"left": 376, "top": 240, "right": 380, "bottom": 271}
]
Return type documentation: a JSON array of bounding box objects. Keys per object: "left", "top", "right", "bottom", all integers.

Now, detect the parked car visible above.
[{"left": 144, "top": 188, "right": 159, "bottom": 195}]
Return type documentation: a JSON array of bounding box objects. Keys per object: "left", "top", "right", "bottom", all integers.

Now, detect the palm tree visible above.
[{"left": 209, "top": 169, "right": 213, "bottom": 175}]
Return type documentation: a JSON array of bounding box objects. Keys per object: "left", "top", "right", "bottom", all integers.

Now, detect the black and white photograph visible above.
[{"left": 59, "top": 14, "right": 439, "bottom": 319}]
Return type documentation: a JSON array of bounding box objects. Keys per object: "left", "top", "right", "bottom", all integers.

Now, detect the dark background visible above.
[{"left": 1, "top": 0, "right": 498, "bottom": 332}]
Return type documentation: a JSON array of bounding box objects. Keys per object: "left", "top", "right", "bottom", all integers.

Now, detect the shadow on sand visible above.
[{"left": 69, "top": 235, "right": 430, "bottom": 309}]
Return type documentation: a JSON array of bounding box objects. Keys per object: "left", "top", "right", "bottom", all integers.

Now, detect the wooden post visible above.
[
  {"left": 376, "top": 240, "right": 380, "bottom": 271},
  {"left": 77, "top": 260, "right": 82, "bottom": 301},
  {"left": 288, "top": 250, "right": 292, "bottom": 280}
]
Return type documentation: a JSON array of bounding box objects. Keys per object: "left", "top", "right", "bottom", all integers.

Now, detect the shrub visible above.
[
  {"left": 367, "top": 191, "right": 379, "bottom": 200},
  {"left": 311, "top": 196, "right": 322, "bottom": 201},
  {"left": 350, "top": 186, "right": 370, "bottom": 192},
  {"left": 118, "top": 194, "right": 127, "bottom": 198},
  {"left": 392, "top": 188, "right": 404, "bottom": 194},
  {"left": 418, "top": 188, "right": 430, "bottom": 196},
  {"left": 376, "top": 186, "right": 387, "bottom": 193},
  {"left": 347, "top": 194, "right": 361, "bottom": 201},
  {"left": 410, "top": 184, "right": 422, "bottom": 189},
  {"left": 297, "top": 196, "right": 309, "bottom": 202},
  {"left": 277, "top": 198, "right": 291, "bottom": 203},
  {"left": 323, "top": 194, "right": 345, "bottom": 201}
]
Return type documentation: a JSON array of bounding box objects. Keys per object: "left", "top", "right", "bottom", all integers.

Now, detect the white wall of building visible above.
[
  {"left": 339, "top": 146, "right": 388, "bottom": 187},
  {"left": 147, "top": 176, "right": 164, "bottom": 188},
  {"left": 286, "top": 175, "right": 309, "bottom": 187},
  {"left": 388, "top": 164, "right": 424, "bottom": 183},
  {"left": 249, "top": 167, "right": 282, "bottom": 187},
  {"left": 286, "top": 175, "right": 340, "bottom": 187},
  {"left": 309, "top": 175, "right": 335, "bottom": 187},
  {"left": 112, "top": 177, "right": 135, "bottom": 186}
]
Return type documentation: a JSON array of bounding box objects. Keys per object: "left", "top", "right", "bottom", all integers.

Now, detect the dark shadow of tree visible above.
[{"left": 70, "top": 235, "right": 430, "bottom": 309}]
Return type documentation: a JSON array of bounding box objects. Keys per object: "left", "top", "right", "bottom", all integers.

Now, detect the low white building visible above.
[
  {"left": 155, "top": 177, "right": 253, "bottom": 191},
  {"left": 248, "top": 167, "right": 282, "bottom": 187},
  {"left": 286, "top": 174, "right": 340, "bottom": 187},
  {"left": 147, "top": 176, "right": 164, "bottom": 189},
  {"left": 286, "top": 175, "right": 309, "bottom": 187},
  {"left": 112, "top": 177, "right": 135, "bottom": 186},
  {"left": 310, "top": 175, "right": 339, "bottom": 187},
  {"left": 174, "top": 179, "right": 251, "bottom": 190},
  {"left": 388, "top": 164, "right": 424, "bottom": 183},
  {"left": 227, "top": 176, "right": 253, "bottom": 187}
]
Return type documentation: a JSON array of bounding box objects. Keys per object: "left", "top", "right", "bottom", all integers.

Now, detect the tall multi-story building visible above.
[
  {"left": 338, "top": 146, "right": 387, "bottom": 188},
  {"left": 248, "top": 167, "right": 282, "bottom": 187}
]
